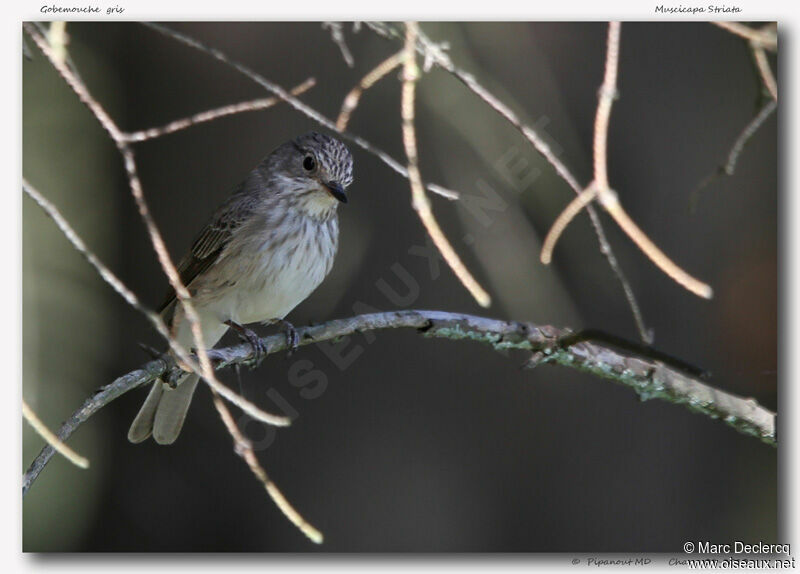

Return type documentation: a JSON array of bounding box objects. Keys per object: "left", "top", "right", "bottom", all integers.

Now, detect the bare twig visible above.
[
  {"left": 691, "top": 98, "right": 777, "bottom": 210},
  {"left": 401, "top": 22, "right": 491, "bottom": 308},
  {"left": 46, "top": 22, "right": 68, "bottom": 65},
  {"left": 712, "top": 21, "right": 777, "bottom": 52},
  {"left": 752, "top": 45, "right": 778, "bottom": 101},
  {"left": 23, "top": 356, "right": 169, "bottom": 497},
  {"left": 724, "top": 99, "right": 777, "bottom": 175},
  {"left": 541, "top": 184, "right": 600, "bottom": 264},
  {"left": 210, "top": 392, "right": 323, "bottom": 544},
  {"left": 322, "top": 22, "right": 354, "bottom": 67},
  {"left": 336, "top": 51, "right": 405, "bottom": 131},
  {"left": 24, "top": 23, "right": 774, "bottom": 545},
  {"left": 592, "top": 21, "right": 620, "bottom": 193},
  {"left": 123, "top": 78, "right": 316, "bottom": 143},
  {"left": 712, "top": 22, "right": 777, "bottom": 100},
  {"left": 363, "top": 21, "right": 651, "bottom": 343},
  {"left": 24, "top": 24, "right": 291, "bottom": 428},
  {"left": 541, "top": 22, "right": 714, "bottom": 300},
  {"left": 23, "top": 309, "right": 777, "bottom": 498},
  {"left": 22, "top": 400, "right": 89, "bottom": 470},
  {"left": 23, "top": 180, "right": 290, "bottom": 428},
  {"left": 142, "top": 22, "right": 459, "bottom": 201},
  {"left": 602, "top": 194, "right": 714, "bottom": 298},
  {"left": 691, "top": 22, "right": 778, "bottom": 209},
  {"left": 23, "top": 179, "right": 175, "bottom": 344}
]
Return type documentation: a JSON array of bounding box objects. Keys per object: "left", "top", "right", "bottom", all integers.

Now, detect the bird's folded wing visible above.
[{"left": 157, "top": 186, "right": 260, "bottom": 316}]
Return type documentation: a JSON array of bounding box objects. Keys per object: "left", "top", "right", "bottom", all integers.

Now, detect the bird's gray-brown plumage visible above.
[{"left": 128, "top": 132, "right": 354, "bottom": 444}]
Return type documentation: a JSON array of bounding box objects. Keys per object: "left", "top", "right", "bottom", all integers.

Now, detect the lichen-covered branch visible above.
[{"left": 23, "top": 309, "right": 776, "bottom": 497}]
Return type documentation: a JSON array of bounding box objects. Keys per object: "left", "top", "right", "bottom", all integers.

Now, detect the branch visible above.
[
  {"left": 363, "top": 22, "right": 652, "bottom": 343},
  {"left": 400, "top": 22, "right": 491, "bottom": 307},
  {"left": 122, "top": 78, "right": 316, "bottom": 143},
  {"left": 752, "top": 44, "right": 778, "bottom": 101},
  {"left": 712, "top": 21, "right": 777, "bottom": 52},
  {"left": 23, "top": 309, "right": 776, "bottom": 497},
  {"left": 336, "top": 51, "right": 405, "bottom": 132},
  {"left": 22, "top": 400, "right": 89, "bottom": 470},
  {"left": 210, "top": 391, "right": 323, "bottom": 544},
  {"left": 322, "top": 22, "right": 354, "bottom": 67},
  {"left": 540, "top": 22, "right": 714, "bottom": 300},
  {"left": 23, "top": 23, "right": 291, "bottom": 430},
  {"left": 713, "top": 22, "right": 777, "bottom": 102},
  {"left": 142, "top": 22, "right": 459, "bottom": 202},
  {"left": 691, "top": 24, "right": 777, "bottom": 209}
]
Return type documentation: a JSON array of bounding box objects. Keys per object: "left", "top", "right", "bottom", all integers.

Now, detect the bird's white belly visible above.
[
  {"left": 200, "top": 219, "right": 335, "bottom": 327},
  {"left": 234, "top": 257, "right": 324, "bottom": 324}
]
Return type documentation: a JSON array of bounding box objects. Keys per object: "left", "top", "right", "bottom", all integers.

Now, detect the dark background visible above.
[{"left": 23, "top": 22, "right": 777, "bottom": 552}]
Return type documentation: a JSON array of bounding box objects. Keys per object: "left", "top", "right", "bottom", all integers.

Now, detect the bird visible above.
[{"left": 128, "top": 131, "right": 354, "bottom": 445}]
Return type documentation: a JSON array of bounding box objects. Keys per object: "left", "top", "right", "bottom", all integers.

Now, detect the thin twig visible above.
[
  {"left": 322, "top": 22, "right": 354, "bottom": 67},
  {"left": 46, "top": 22, "right": 68, "bottom": 65},
  {"left": 363, "top": 22, "right": 651, "bottom": 343},
  {"left": 712, "top": 22, "right": 777, "bottom": 100},
  {"left": 603, "top": 194, "right": 714, "bottom": 298},
  {"left": 541, "top": 184, "right": 600, "bottom": 264},
  {"left": 712, "top": 21, "right": 777, "bottom": 52},
  {"left": 24, "top": 23, "right": 291, "bottom": 428},
  {"left": 24, "top": 357, "right": 170, "bottom": 497},
  {"left": 595, "top": 24, "right": 712, "bottom": 299},
  {"left": 23, "top": 179, "right": 166, "bottom": 333},
  {"left": 592, "top": 22, "right": 620, "bottom": 193},
  {"left": 401, "top": 22, "right": 491, "bottom": 308},
  {"left": 142, "top": 22, "right": 459, "bottom": 201},
  {"left": 752, "top": 45, "right": 778, "bottom": 101},
  {"left": 690, "top": 71, "right": 777, "bottom": 209},
  {"left": 123, "top": 136, "right": 291, "bottom": 425},
  {"left": 22, "top": 180, "right": 290, "bottom": 427},
  {"left": 336, "top": 51, "right": 405, "bottom": 131},
  {"left": 22, "top": 400, "right": 89, "bottom": 470},
  {"left": 123, "top": 78, "right": 316, "bottom": 143},
  {"left": 724, "top": 99, "right": 777, "bottom": 175},
  {"left": 210, "top": 392, "right": 323, "bottom": 544},
  {"left": 542, "top": 22, "right": 714, "bottom": 300},
  {"left": 23, "top": 309, "right": 777, "bottom": 498}
]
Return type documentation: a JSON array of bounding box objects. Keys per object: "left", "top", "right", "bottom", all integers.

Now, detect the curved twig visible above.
[
  {"left": 23, "top": 23, "right": 292, "bottom": 429},
  {"left": 543, "top": 22, "right": 714, "bottom": 300},
  {"left": 22, "top": 400, "right": 89, "bottom": 470},
  {"left": 142, "top": 22, "right": 458, "bottom": 202},
  {"left": 363, "top": 22, "right": 652, "bottom": 343},
  {"left": 123, "top": 78, "right": 317, "bottom": 143},
  {"left": 400, "top": 22, "right": 491, "bottom": 307},
  {"left": 712, "top": 21, "right": 777, "bottom": 52}
]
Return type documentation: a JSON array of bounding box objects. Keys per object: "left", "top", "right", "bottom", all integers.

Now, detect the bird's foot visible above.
[
  {"left": 225, "top": 320, "right": 268, "bottom": 367},
  {"left": 270, "top": 318, "right": 299, "bottom": 357}
]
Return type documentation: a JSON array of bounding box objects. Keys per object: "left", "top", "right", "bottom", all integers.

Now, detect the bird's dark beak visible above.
[{"left": 324, "top": 181, "right": 348, "bottom": 203}]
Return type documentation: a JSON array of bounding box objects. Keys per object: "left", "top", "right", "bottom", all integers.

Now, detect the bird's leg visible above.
[
  {"left": 225, "top": 320, "right": 268, "bottom": 367},
  {"left": 268, "top": 318, "right": 300, "bottom": 357}
]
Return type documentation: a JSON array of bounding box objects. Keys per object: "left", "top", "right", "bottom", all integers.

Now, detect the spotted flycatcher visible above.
[{"left": 128, "top": 132, "right": 354, "bottom": 444}]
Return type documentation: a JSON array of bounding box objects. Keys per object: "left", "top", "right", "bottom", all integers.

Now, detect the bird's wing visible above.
[{"left": 157, "top": 183, "right": 261, "bottom": 316}]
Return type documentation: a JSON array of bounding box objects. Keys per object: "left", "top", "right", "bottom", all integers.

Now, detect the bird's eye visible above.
[{"left": 303, "top": 155, "right": 316, "bottom": 172}]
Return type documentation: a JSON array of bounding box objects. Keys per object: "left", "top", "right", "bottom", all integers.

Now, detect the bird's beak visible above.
[{"left": 324, "top": 181, "right": 348, "bottom": 203}]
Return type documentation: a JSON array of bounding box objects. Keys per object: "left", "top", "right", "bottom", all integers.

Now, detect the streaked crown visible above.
[{"left": 291, "top": 131, "right": 354, "bottom": 189}]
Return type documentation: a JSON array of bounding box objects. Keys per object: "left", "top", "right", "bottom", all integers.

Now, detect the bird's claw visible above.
[
  {"left": 225, "top": 320, "right": 268, "bottom": 367},
  {"left": 274, "top": 319, "right": 299, "bottom": 357}
]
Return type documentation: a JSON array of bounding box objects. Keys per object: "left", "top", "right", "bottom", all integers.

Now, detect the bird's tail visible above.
[
  {"left": 128, "top": 308, "right": 228, "bottom": 445},
  {"left": 128, "top": 372, "right": 199, "bottom": 444}
]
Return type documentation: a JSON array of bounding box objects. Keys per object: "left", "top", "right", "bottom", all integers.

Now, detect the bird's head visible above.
[{"left": 266, "top": 131, "right": 354, "bottom": 218}]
